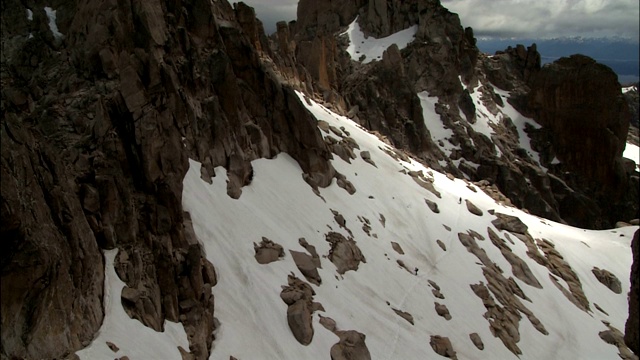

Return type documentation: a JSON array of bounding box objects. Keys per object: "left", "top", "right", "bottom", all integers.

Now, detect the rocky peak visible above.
[{"left": 526, "top": 54, "right": 630, "bottom": 188}]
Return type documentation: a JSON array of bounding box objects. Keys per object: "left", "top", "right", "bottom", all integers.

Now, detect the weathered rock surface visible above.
[
  {"left": 280, "top": 275, "right": 322, "bottom": 346},
  {"left": 592, "top": 267, "right": 622, "bottom": 294},
  {"left": 491, "top": 213, "right": 528, "bottom": 234},
  {"left": 429, "top": 335, "right": 457, "bottom": 359},
  {"left": 523, "top": 55, "right": 638, "bottom": 228},
  {"left": 326, "top": 231, "right": 366, "bottom": 274},
  {"left": 465, "top": 199, "right": 483, "bottom": 216},
  {"left": 600, "top": 321, "right": 639, "bottom": 360},
  {"left": 537, "top": 239, "right": 590, "bottom": 312},
  {"left": 330, "top": 330, "right": 372, "bottom": 360},
  {"left": 1, "top": 0, "right": 339, "bottom": 358},
  {"left": 254, "top": 237, "right": 285, "bottom": 264},
  {"left": 392, "top": 308, "right": 415, "bottom": 325},
  {"left": 391, "top": 241, "right": 405, "bottom": 255},
  {"left": 434, "top": 302, "right": 452, "bottom": 320},
  {"left": 626, "top": 230, "right": 639, "bottom": 354},
  {"left": 469, "top": 333, "right": 484, "bottom": 350},
  {"left": 290, "top": 250, "right": 322, "bottom": 285}
]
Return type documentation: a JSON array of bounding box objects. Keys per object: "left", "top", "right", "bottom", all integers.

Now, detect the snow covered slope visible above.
[
  {"left": 343, "top": 17, "right": 417, "bottom": 64},
  {"left": 624, "top": 143, "right": 639, "bottom": 172},
  {"left": 77, "top": 92, "right": 637, "bottom": 360}
]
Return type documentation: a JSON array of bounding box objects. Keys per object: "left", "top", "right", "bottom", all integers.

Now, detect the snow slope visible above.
[
  {"left": 343, "top": 17, "right": 418, "bottom": 64},
  {"left": 76, "top": 250, "right": 190, "bottom": 359},
  {"left": 624, "top": 142, "right": 639, "bottom": 171},
  {"left": 77, "top": 92, "right": 637, "bottom": 360}
]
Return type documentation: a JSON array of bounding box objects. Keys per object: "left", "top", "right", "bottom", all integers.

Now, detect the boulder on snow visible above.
[
  {"left": 391, "top": 241, "right": 405, "bottom": 255},
  {"left": 392, "top": 308, "right": 415, "bottom": 325},
  {"left": 465, "top": 199, "right": 483, "bottom": 216},
  {"left": 290, "top": 250, "right": 322, "bottom": 285},
  {"left": 592, "top": 267, "right": 622, "bottom": 294},
  {"left": 491, "top": 213, "right": 528, "bottom": 234},
  {"left": 429, "top": 335, "right": 457, "bottom": 359},
  {"left": 469, "top": 333, "right": 484, "bottom": 350},
  {"left": 280, "top": 275, "right": 318, "bottom": 345},
  {"left": 254, "top": 237, "right": 285, "bottom": 264},
  {"left": 425, "top": 198, "right": 440, "bottom": 213},
  {"left": 330, "top": 330, "right": 372, "bottom": 360},
  {"left": 326, "top": 232, "right": 366, "bottom": 274},
  {"left": 435, "top": 302, "right": 452, "bottom": 320}
]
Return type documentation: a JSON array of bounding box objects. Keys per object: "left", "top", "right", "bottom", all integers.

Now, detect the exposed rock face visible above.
[
  {"left": 290, "top": 250, "right": 322, "bottom": 285},
  {"left": 330, "top": 330, "right": 372, "bottom": 360},
  {"left": 1, "top": 0, "right": 338, "bottom": 358},
  {"left": 291, "top": 0, "right": 638, "bottom": 230},
  {"left": 1, "top": 123, "right": 105, "bottom": 358},
  {"left": 626, "top": 230, "right": 639, "bottom": 354},
  {"left": 527, "top": 55, "right": 629, "bottom": 186},
  {"left": 280, "top": 275, "right": 323, "bottom": 346},
  {"left": 254, "top": 237, "right": 285, "bottom": 264},
  {"left": 592, "top": 267, "right": 622, "bottom": 294},
  {"left": 392, "top": 308, "right": 415, "bottom": 325},
  {"left": 524, "top": 55, "right": 637, "bottom": 228},
  {"left": 469, "top": 333, "right": 484, "bottom": 350},
  {"left": 429, "top": 335, "right": 457, "bottom": 359},
  {"left": 326, "top": 231, "right": 366, "bottom": 274}
]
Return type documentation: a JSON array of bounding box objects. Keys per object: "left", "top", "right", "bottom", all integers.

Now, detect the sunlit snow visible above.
[
  {"left": 343, "top": 17, "right": 417, "bottom": 64},
  {"left": 76, "top": 91, "right": 637, "bottom": 360},
  {"left": 623, "top": 142, "right": 639, "bottom": 171}
]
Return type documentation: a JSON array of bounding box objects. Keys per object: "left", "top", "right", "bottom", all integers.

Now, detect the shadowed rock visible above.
[
  {"left": 254, "top": 237, "right": 285, "bottom": 264},
  {"left": 391, "top": 242, "right": 405, "bottom": 255},
  {"left": 425, "top": 199, "right": 440, "bottom": 213},
  {"left": 392, "top": 308, "right": 415, "bottom": 325},
  {"left": 592, "top": 267, "right": 622, "bottom": 294},
  {"left": 492, "top": 213, "right": 528, "bottom": 234},
  {"left": 429, "top": 335, "right": 457, "bottom": 359},
  {"left": 469, "top": 333, "right": 484, "bottom": 350},
  {"left": 280, "top": 275, "right": 321, "bottom": 345},
  {"left": 290, "top": 250, "right": 322, "bottom": 286},
  {"left": 326, "top": 232, "right": 366, "bottom": 274},
  {"left": 465, "top": 199, "right": 483, "bottom": 216},
  {"left": 435, "top": 302, "right": 452, "bottom": 320},
  {"left": 330, "top": 330, "right": 372, "bottom": 360}
]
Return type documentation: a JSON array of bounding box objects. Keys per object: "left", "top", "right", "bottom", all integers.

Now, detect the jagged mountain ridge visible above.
[{"left": 0, "top": 0, "right": 638, "bottom": 359}]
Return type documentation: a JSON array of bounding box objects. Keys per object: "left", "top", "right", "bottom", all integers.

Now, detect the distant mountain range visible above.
[{"left": 477, "top": 37, "right": 640, "bottom": 84}]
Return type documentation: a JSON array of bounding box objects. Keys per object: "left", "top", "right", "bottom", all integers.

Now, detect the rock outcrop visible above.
[
  {"left": 280, "top": 275, "right": 324, "bottom": 346},
  {"left": 524, "top": 55, "right": 637, "bottom": 228},
  {"left": 254, "top": 237, "right": 285, "bottom": 264},
  {"left": 330, "top": 330, "right": 372, "bottom": 360},
  {"left": 1, "top": 0, "right": 338, "bottom": 358},
  {"left": 326, "top": 231, "right": 366, "bottom": 274},
  {"left": 527, "top": 55, "right": 629, "bottom": 186}
]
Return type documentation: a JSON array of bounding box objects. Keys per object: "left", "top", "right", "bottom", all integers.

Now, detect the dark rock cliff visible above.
[{"left": 1, "top": 0, "right": 336, "bottom": 358}]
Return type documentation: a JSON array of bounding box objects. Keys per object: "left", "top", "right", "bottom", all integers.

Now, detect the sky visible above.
[{"left": 240, "top": 0, "right": 640, "bottom": 41}]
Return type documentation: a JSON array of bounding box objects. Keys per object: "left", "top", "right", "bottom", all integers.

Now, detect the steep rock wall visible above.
[{"left": 1, "top": 0, "right": 336, "bottom": 358}]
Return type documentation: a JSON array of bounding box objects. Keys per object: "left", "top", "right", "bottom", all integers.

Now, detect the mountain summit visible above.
[{"left": 1, "top": 0, "right": 638, "bottom": 359}]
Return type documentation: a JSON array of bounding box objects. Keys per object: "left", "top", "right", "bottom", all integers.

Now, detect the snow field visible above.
[{"left": 76, "top": 90, "right": 637, "bottom": 360}]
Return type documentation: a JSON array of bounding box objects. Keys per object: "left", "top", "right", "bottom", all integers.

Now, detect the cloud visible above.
[
  {"left": 238, "top": 0, "right": 639, "bottom": 40},
  {"left": 240, "top": 0, "right": 298, "bottom": 34},
  {"left": 441, "top": 0, "right": 640, "bottom": 41}
]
